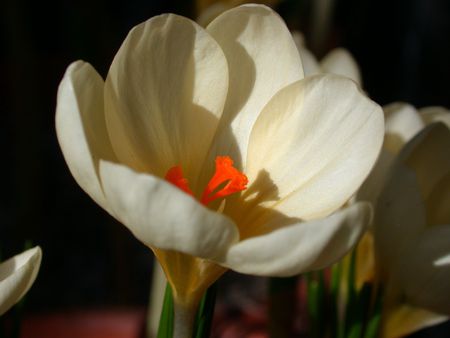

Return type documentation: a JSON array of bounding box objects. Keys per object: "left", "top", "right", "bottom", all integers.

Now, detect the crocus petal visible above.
[
  {"left": 299, "top": 47, "right": 321, "bottom": 76},
  {"left": 245, "top": 74, "right": 383, "bottom": 220},
  {"left": 355, "top": 231, "right": 375, "bottom": 289},
  {"left": 383, "top": 102, "right": 425, "bottom": 154},
  {"left": 394, "top": 224, "right": 450, "bottom": 314},
  {"left": 56, "top": 61, "right": 116, "bottom": 213},
  {"left": 398, "top": 123, "right": 450, "bottom": 200},
  {"left": 105, "top": 14, "right": 229, "bottom": 183},
  {"left": 206, "top": 4, "right": 304, "bottom": 166},
  {"left": 382, "top": 305, "right": 448, "bottom": 338},
  {"left": 419, "top": 106, "right": 450, "bottom": 128},
  {"left": 356, "top": 149, "right": 395, "bottom": 206},
  {"left": 99, "top": 161, "right": 239, "bottom": 259},
  {"left": 425, "top": 171, "right": 450, "bottom": 226},
  {"left": 291, "top": 32, "right": 322, "bottom": 77},
  {"left": 375, "top": 124, "right": 450, "bottom": 278},
  {"left": 374, "top": 162, "right": 426, "bottom": 278},
  {"left": 320, "top": 48, "right": 362, "bottom": 85},
  {"left": 218, "top": 202, "right": 371, "bottom": 276},
  {"left": 0, "top": 247, "right": 42, "bottom": 315}
]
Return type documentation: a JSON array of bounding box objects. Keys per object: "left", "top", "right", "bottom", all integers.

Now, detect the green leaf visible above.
[
  {"left": 363, "top": 286, "right": 383, "bottom": 338},
  {"left": 307, "top": 271, "right": 326, "bottom": 338},
  {"left": 193, "top": 284, "right": 217, "bottom": 338},
  {"left": 157, "top": 283, "right": 174, "bottom": 338},
  {"left": 344, "top": 251, "right": 357, "bottom": 337},
  {"left": 330, "top": 263, "right": 343, "bottom": 338}
]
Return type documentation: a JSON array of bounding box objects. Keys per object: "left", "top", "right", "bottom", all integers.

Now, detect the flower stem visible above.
[
  {"left": 173, "top": 299, "right": 197, "bottom": 338},
  {"left": 193, "top": 284, "right": 218, "bottom": 338},
  {"left": 157, "top": 284, "right": 174, "bottom": 338}
]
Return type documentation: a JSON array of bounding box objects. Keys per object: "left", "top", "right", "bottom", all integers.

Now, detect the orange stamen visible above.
[
  {"left": 201, "top": 156, "right": 248, "bottom": 205},
  {"left": 165, "top": 166, "right": 194, "bottom": 196},
  {"left": 164, "top": 156, "right": 248, "bottom": 206}
]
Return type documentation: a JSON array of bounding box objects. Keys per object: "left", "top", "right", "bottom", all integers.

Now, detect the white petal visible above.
[
  {"left": 99, "top": 161, "right": 239, "bottom": 259},
  {"left": 290, "top": 31, "right": 323, "bottom": 77},
  {"left": 218, "top": 202, "right": 371, "bottom": 276},
  {"left": 320, "top": 48, "right": 362, "bottom": 85},
  {"left": 56, "top": 61, "right": 116, "bottom": 213},
  {"left": 397, "top": 122, "right": 450, "bottom": 200},
  {"left": 382, "top": 305, "right": 448, "bottom": 338},
  {"left": 245, "top": 74, "right": 384, "bottom": 220},
  {"left": 375, "top": 124, "right": 450, "bottom": 278},
  {"left": 104, "top": 14, "right": 229, "bottom": 185},
  {"left": 419, "top": 106, "right": 450, "bottom": 128},
  {"left": 425, "top": 171, "right": 450, "bottom": 226},
  {"left": 374, "top": 163, "right": 426, "bottom": 278},
  {"left": 356, "top": 149, "right": 395, "bottom": 207},
  {"left": 383, "top": 102, "right": 425, "bottom": 154},
  {"left": 298, "top": 46, "right": 321, "bottom": 77},
  {"left": 206, "top": 4, "right": 303, "bottom": 166},
  {"left": 394, "top": 225, "right": 450, "bottom": 314},
  {"left": 0, "top": 247, "right": 42, "bottom": 315}
]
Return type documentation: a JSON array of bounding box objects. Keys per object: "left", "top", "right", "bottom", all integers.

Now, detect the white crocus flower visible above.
[
  {"left": 292, "top": 31, "right": 362, "bottom": 85},
  {"left": 354, "top": 103, "right": 449, "bottom": 337},
  {"left": 56, "top": 5, "right": 383, "bottom": 337},
  {"left": 358, "top": 102, "right": 450, "bottom": 206},
  {"left": 0, "top": 246, "right": 42, "bottom": 315},
  {"left": 374, "top": 122, "right": 450, "bottom": 337}
]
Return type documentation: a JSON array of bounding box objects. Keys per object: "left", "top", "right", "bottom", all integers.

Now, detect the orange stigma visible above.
[
  {"left": 165, "top": 156, "right": 248, "bottom": 206},
  {"left": 165, "top": 166, "right": 193, "bottom": 196}
]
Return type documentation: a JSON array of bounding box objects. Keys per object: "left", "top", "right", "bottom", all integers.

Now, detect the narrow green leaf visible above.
[
  {"left": 307, "top": 271, "right": 326, "bottom": 338},
  {"left": 331, "top": 263, "right": 342, "bottom": 297},
  {"left": 344, "top": 251, "right": 357, "bottom": 337},
  {"left": 363, "top": 313, "right": 381, "bottom": 338},
  {"left": 157, "top": 283, "right": 174, "bottom": 338},
  {"left": 346, "top": 281, "right": 373, "bottom": 338},
  {"left": 329, "top": 263, "right": 342, "bottom": 338},
  {"left": 193, "top": 284, "right": 217, "bottom": 338},
  {"left": 347, "top": 251, "right": 357, "bottom": 306},
  {"left": 363, "top": 286, "right": 383, "bottom": 338}
]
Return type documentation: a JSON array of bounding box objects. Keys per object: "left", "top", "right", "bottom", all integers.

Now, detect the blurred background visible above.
[{"left": 0, "top": 0, "right": 449, "bottom": 336}]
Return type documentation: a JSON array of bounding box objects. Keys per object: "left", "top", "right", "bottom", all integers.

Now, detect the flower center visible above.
[{"left": 165, "top": 156, "right": 248, "bottom": 206}]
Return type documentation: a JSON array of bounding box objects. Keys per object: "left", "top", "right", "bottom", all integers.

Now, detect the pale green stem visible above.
[
  {"left": 147, "top": 261, "right": 167, "bottom": 338},
  {"left": 173, "top": 300, "right": 197, "bottom": 338}
]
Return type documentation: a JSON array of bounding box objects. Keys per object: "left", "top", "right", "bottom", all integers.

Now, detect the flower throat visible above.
[{"left": 165, "top": 156, "right": 248, "bottom": 206}]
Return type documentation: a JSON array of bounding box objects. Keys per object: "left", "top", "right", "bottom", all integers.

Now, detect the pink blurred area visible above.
[
  {"left": 212, "top": 302, "right": 268, "bottom": 338},
  {"left": 20, "top": 308, "right": 146, "bottom": 338}
]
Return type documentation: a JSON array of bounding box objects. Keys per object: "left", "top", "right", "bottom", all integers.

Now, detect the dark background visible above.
[{"left": 0, "top": 0, "right": 449, "bottom": 335}]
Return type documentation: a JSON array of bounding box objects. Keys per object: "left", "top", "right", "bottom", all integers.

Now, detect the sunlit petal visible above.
[
  {"left": 56, "top": 61, "right": 116, "bottom": 213},
  {"left": 105, "top": 14, "right": 229, "bottom": 183},
  {"left": 383, "top": 102, "right": 425, "bottom": 154},
  {"left": 320, "top": 48, "right": 361, "bottom": 85},
  {"left": 100, "top": 161, "right": 239, "bottom": 259},
  {"left": 245, "top": 74, "right": 383, "bottom": 220},
  {"left": 219, "top": 202, "right": 371, "bottom": 276},
  {"left": 206, "top": 4, "right": 304, "bottom": 166}
]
